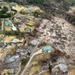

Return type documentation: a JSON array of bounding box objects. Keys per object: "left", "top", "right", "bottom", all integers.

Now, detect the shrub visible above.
[
  {"left": 33, "top": 10, "right": 40, "bottom": 17},
  {"left": 21, "top": 57, "right": 30, "bottom": 66},
  {"left": 27, "top": 0, "right": 43, "bottom": 4},
  {"left": 73, "top": 11, "right": 75, "bottom": 14},
  {"left": 20, "top": 10, "right": 26, "bottom": 15},
  {"left": 0, "top": 13, "right": 12, "bottom": 18}
]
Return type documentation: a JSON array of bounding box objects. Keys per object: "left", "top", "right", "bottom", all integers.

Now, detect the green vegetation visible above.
[
  {"left": 73, "top": 11, "right": 75, "bottom": 14},
  {"left": 59, "top": 1, "right": 70, "bottom": 11},
  {"left": 7, "top": 72, "right": 11, "bottom": 75},
  {"left": 0, "top": 6, "right": 14, "bottom": 18},
  {"left": 67, "top": 0, "right": 75, "bottom": 6},
  {"left": 0, "top": 6, "right": 8, "bottom": 14},
  {"left": 4, "top": 31, "right": 19, "bottom": 35},
  {"left": 26, "top": 63, "right": 40, "bottom": 75},
  {"left": 21, "top": 57, "right": 30, "bottom": 66},
  {"left": 33, "top": 10, "right": 40, "bottom": 17},
  {"left": 0, "top": 6, "right": 16, "bottom": 18},
  {"left": 49, "top": 63, "right": 52, "bottom": 74},
  {"left": 0, "top": 13, "right": 12, "bottom": 18},
  {"left": 19, "top": 57, "right": 30, "bottom": 75},
  {"left": 11, "top": 9, "right": 17, "bottom": 15},
  {"left": 27, "top": 0, "right": 43, "bottom": 4},
  {"left": 20, "top": 10, "right": 26, "bottom": 15},
  {"left": 2, "top": 30, "right": 23, "bottom": 38},
  {"left": 0, "top": 19, "right": 2, "bottom": 30}
]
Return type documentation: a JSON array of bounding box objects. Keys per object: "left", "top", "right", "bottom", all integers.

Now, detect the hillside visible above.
[
  {"left": 0, "top": 0, "right": 75, "bottom": 75},
  {"left": 4, "top": 0, "right": 70, "bottom": 11},
  {"left": 3, "top": 0, "right": 75, "bottom": 11},
  {"left": 3, "top": 0, "right": 75, "bottom": 25}
]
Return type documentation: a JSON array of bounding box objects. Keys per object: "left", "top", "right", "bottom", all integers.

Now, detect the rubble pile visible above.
[{"left": 37, "top": 17, "right": 75, "bottom": 57}]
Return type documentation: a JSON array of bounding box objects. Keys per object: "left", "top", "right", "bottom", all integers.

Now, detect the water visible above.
[
  {"left": 5, "top": 21, "right": 12, "bottom": 26},
  {"left": 43, "top": 45, "right": 52, "bottom": 52}
]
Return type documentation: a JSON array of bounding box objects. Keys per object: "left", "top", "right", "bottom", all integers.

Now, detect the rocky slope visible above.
[{"left": 36, "top": 17, "right": 75, "bottom": 60}]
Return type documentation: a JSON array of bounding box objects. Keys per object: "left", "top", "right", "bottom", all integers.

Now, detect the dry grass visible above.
[
  {"left": 33, "top": 53, "right": 50, "bottom": 61},
  {"left": 19, "top": 28, "right": 25, "bottom": 32},
  {"left": 41, "top": 71, "right": 50, "bottom": 75},
  {"left": 12, "top": 5, "right": 24, "bottom": 12},
  {"left": 5, "top": 26, "right": 12, "bottom": 31},
  {"left": 68, "top": 6, "right": 75, "bottom": 13},
  {"left": 3, "top": 36, "right": 16, "bottom": 43},
  {"left": 0, "top": 48, "right": 3, "bottom": 59},
  {"left": 25, "top": 53, "right": 50, "bottom": 75},
  {"left": 0, "top": 53, "right": 3, "bottom": 58},
  {"left": 25, "top": 60, "right": 41, "bottom": 75},
  {"left": 0, "top": 2, "right": 9, "bottom": 8},
  {"left": 1, "top": 69, "right": 9, "bottom": 75},
  {"left": 26, "top": 21, "right": 36, "bottom": 26},
  {"left": 0, "top": 34, "right": 3, "bottom": 37},
  {"left": 68, "top": 64, "right": 75, "bottom": 75}
]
